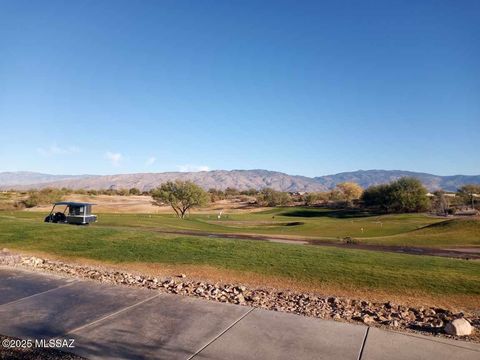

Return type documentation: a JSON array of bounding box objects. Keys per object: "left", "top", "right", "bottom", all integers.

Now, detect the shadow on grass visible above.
[{"left": 281, "top": 208, "right": 381, "bottom": 219}]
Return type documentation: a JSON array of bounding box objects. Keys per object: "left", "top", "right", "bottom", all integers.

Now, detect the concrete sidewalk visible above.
[{"left": 0, "top": 267, "right": 478, "bottom": 359}]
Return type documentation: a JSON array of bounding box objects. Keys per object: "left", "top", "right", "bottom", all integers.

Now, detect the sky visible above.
[{"left": 0, "top": 0, "right": 479, "bottom": 177}]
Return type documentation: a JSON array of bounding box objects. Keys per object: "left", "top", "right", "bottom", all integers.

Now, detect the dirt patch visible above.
[
  {"left": 308, "top": 241, "right": 480, "bottom": 260},
  {"left": 23, "top": 195, "right": 269, "bottom": 214}
]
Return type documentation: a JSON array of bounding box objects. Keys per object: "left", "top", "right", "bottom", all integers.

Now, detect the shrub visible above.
[
  {"left": 224, "top": 187, "right": 240, "bottom": 198},
  {"left": 129, "top": 188, "right": 141, "bottom": 195},
  {"left": 21, "top": 188, "right": 64, "bottom": 208},
  {"left": 208, "top": 188, "right": 225, "bottom": 202},
  {"left": 304, "top": 192, "right": 319, "bottom": 206},
  {"left": 257, "top": 188, "right": 292, "bottom": 207},
  {"left": 240, "top": 188, "right": 259, "bottom": 196},
  {"left": 361, "top": 177, "right": 429, "bottom": 213}
]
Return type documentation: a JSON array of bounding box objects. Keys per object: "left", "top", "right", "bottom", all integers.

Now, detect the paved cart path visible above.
[{"left": 0, "top": 267, "right": 479, "bottom": 360}]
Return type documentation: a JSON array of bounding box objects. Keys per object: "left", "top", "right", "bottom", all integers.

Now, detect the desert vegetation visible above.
[
  {"left": 3, "top": 177, "right": 479, "bottom": 217},
  {"left": 361, "top": 177, "right": 429, "bottom": 213},
  {"left": 1, "top": 175, "right": 478, "bottom": 217}
]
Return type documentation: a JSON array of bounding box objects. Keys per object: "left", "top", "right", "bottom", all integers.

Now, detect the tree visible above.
[
  {"left": 457, "top": 185, "right": 480, "bottom": 208},
  {"left": 336, "top": 182, "right": 363, "bottom": 204},
  {"left": 224, "top": 187, "right": 240, "bottom": 198},
  {"left": 240, "top": 188, "right": 259, "bottom": 196},
  {"left": 328, "top": 188, "right": 343, "bottom": 201},
  {"left": 129, "top": 187, "right": 141, "bottom": 195},
  {"left": 151, "top": 180, "right": 209, "bottom": 219},
  {"left": 431, "top": 190, "right": 449, "bottom": 215},
  {"left": 387, "top": 177, "right": 429, "bottom": 213},
  {"left": 361, "top": 184, "right": 390, "bottom": 211},
  {"left": 208, "top": 188, "right": 225, "bottom": 202},
  {"left": 257, "top": 188, "right": 291, "bottom": 207},
  {"left": 361, "top": 177, "right": 429, "bottom": 213},
  {"left": 304, "top": 192, "right": 319, "bottom": 206}
]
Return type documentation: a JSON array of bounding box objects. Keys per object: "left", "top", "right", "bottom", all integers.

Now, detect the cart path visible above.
[{"left": 1, "top": 267, "right": 479, "bottom": 360}]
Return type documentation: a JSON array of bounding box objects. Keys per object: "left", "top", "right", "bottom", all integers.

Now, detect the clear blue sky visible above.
[{"left": 1, "top": 0, "right": 479, "bottom": 176}]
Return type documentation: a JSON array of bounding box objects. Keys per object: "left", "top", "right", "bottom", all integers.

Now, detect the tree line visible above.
[
  {"left": 10, "top": 179, "right": 480, "bottom": 217},
  {"left": 150, "top": 178, "right": 479, "bottom": 218}
]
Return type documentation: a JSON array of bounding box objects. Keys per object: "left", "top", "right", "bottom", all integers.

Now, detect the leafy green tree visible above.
[
  {"left": 361, "top": 177, "right": 429, "bottom": 213},
  {"left": 361, "top": 184, "right": 390, "bottom": 211},
  {"left": 152, "top": 180, "right": 209, "bottom": 219},
  {"left": 387, "top": 177, "right": 429, "bottom": 213}
]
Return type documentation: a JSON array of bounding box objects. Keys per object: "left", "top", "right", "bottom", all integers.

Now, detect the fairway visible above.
[
  {"left": 11, "top": 207, "right": 480, "bottom": 247},
  {"left": 1, "top": 211, "right": 479, "bottom": 310}
]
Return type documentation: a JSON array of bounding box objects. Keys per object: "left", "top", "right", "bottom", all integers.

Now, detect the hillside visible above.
[
  {"left": 0, "top": 170, "right": 326, "bottom": 192},
  {"left": 0, "top": 169, "right": 479, "bottom": 192},
  {"left": 0, "top": 172, "right": 91, "bottom": 186},
  {"left": 314, "top": 170, "right": 480, "bottom": 192}
]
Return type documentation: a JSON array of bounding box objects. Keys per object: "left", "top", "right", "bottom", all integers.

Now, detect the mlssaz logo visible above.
[{"left": 34, "top": 338, "right": 75, "bottom": 349}]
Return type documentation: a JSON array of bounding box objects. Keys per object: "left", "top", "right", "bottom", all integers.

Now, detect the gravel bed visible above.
[{"left": 0, "top": 250, "right": 478, "bottom": 342}]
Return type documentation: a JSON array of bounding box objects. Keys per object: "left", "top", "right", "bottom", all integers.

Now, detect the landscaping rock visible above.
[
  {"left": 445, "top": 318, "right": 474, "bottom": 336},
  {"left": 1, "top": 251, "right": 479, "bottom": 341}
]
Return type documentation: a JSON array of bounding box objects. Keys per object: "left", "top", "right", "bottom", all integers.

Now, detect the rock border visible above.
[{"left": 0, "top": 250, "right": 478, "bottom": 341}]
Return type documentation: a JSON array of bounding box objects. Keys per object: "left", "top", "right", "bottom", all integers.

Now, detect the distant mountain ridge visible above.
[
  {"left": 314, "top": 170, "right": 480, "bottom": 192},
  {"left": 0, "top": 169, "right": 479, "bottom": 192},
  {"left": 0, "top": 171, "right": 91, "bottom": 186}
]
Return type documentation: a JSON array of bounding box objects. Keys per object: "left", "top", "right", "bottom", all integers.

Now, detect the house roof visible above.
[{"left": 53, "top": 202, "right": 96, "bottom": 206}]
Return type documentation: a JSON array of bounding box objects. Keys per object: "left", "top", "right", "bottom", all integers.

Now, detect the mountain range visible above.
[{"left": 1, "top": 170, "right": 479, "bottom": 192}]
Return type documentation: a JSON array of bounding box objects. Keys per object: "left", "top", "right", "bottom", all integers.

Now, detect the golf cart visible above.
[{"left": 44, "top": 202, "right": 97, "bottom": 225}]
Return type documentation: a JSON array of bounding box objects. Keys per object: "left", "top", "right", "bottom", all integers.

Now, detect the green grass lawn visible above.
[
  {"left": 366, "top": 220, "right": 480, "bottom": 247},
  {"left": 1, "top": 211, "right": 479, "bottom": 302},
  {"left": 97, "top": 208, "right": 445, "bottom": 238},
  {"left": 9, "top": 207, "right": 480, "bottom": 247}
]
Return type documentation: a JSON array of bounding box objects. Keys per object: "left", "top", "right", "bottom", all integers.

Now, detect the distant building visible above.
[
  {"left": 288, "top": 191, "right": 307, "bottom": 196},
  {"left": 426, "top": 192, "right": 456, "bottom": 198}
]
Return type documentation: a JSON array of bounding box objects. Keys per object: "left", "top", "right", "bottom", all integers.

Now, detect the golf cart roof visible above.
[{"left": 53, "top": 202, "right": 96, "bottom": 206}]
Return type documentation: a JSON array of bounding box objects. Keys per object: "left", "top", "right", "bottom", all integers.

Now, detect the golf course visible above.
[{"left": 1, "top": 207, "right": 479, "bottom": 310}]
